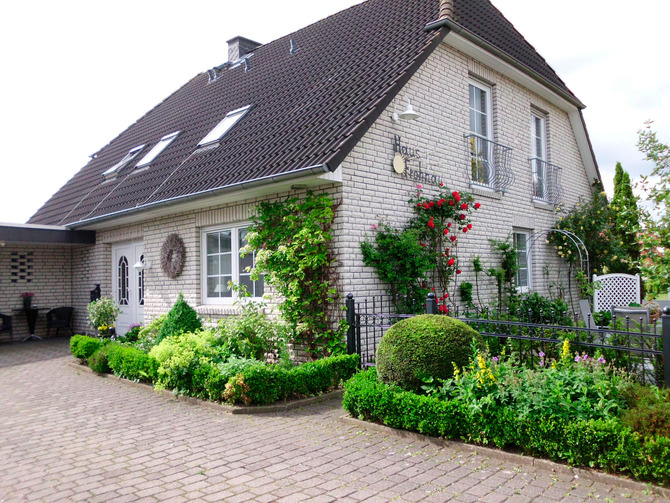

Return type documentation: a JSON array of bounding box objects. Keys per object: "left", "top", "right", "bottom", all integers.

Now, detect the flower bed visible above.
[
  {"left": 71, "top": 334, "right": 358, "bottom": 406},
  {"left": 343, "top": 344, "right": 670, "bottom": 486}
]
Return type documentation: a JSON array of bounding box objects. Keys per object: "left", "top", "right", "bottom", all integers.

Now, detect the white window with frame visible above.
[
  {"left": 531, "top": 111, "right": 548, "bottom": 200},
  {"left": 468, "top": 79, "right": 494, "bottom": 187},
  {"left": 198, "top": 105, "right": 252, "bottom": 147},
  {"left": 102, "top": 144, "right": 146, "bottom": 180},
  {"left": 201, "top": 224, "right": 264, "bottom": 303},
  {"left": 513, "top": 230, "right": 531, "bottom": 292}
]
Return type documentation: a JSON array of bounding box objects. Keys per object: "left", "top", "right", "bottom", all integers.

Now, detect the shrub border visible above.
[
  {"left": 67, "top": 359, "right": 344, "bottom": 414},
  {"left": 337, "top": 413, "right": 670, "bottom": 498},
  {"left": 343, "top": 370, "right": 670, "bottom": 488}
]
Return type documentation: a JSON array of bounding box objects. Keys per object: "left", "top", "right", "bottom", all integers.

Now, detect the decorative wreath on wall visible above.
[{"left": 160, "top": 233, "right": 186, "bottom": 279}]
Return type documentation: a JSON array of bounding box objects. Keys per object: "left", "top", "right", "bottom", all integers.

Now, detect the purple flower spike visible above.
[
  {"left": 597, "top": 356, "right": 606, "bottom": 364},
  {"left": 492, "top": 357, "right": 499, "bottom": 362},
  {"left": 582, "top": 354, "right": 589, "bottom": 361},
  {"left": 539, "top": 351, "right": 545, "bottom": 358},
  {"left": 574, "top": 355, "right": 580, "bottom": 363}
]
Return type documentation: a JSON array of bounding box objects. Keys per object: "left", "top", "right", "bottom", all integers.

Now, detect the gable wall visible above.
[{"left": 335, "top": 42, "right": 592, "bottom": 310}]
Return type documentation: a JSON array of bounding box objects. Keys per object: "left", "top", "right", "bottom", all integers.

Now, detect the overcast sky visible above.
[{"left": 1, "top": 0, "right": 668, "bottom": 224}]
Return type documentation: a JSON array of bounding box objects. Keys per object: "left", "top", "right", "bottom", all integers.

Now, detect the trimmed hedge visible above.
[
  {"left": 224, "top": 354, "right": 360, "bottom": 405},
  {"left": 88, "top": 342, "right": 119, "bottom": 374},
  {"left": 107, "top": 345, "right": 159, "bottom": 383},
  {"left": 343, "top": 369, "right": 670, "bottom": 486},
  {"left": 70, "top": 334, "right": 105, "bottom": 361}
]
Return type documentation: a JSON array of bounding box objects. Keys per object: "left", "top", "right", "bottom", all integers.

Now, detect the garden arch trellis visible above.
[{"left": 525, "top": 229, "right": 589, "bottom": 312}]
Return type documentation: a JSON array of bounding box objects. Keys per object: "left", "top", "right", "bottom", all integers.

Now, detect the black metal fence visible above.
[{"left": 345, "top": 293, "right": 670, "bottom": 387}]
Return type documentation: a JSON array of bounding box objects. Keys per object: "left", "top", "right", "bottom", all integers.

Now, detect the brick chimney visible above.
[
  {"left": 439, "top": 0, "right": 454, "bottom": 19},
  {"left": 227, "top": 36, "right": 262, "bottom": 62}
]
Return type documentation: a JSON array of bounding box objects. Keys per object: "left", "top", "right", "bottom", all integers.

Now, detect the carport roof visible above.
[{"left": 0, "top": 223, "right": 95, "bottom": 246}]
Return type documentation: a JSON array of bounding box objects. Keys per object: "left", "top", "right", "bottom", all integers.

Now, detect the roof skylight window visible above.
[
  {"left": 136, "top": 131, "right": 180, "bottom": 168},
  {"left": 102, "top": 145, "right": 145, "bottom": 180},
  {"left": 198, "top": 105, "right": 252, "bottom": 147}
]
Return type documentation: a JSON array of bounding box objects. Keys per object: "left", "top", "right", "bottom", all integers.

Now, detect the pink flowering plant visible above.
[{"left": 408, "top": 182, "right": 480, "bottom": 309}]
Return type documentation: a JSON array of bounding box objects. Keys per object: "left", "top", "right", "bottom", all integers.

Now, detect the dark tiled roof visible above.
[{"left": 29, "top": 0, "right": 578, "bottom": 226}]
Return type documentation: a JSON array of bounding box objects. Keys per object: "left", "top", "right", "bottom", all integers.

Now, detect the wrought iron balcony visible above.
[
  {"left": 464, "top": 134, "right": 514, "bottom": 192},
  {"left": 529, "top": 157, "right": 563, "bottom": 204}
]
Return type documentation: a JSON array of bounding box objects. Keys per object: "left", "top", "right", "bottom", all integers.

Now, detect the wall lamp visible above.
[
  {"left": 392, "top": 99, "right": 421, "bottom": 123},
  {"left": 133, "top": 258, "right": 151, "bottom": 271}
]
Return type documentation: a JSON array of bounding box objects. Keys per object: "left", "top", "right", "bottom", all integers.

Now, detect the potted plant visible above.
[
  {"left": 20, "top": 292, "right": 34, "bottom": 308},
  {"left": 86, "top": 297, "right": 121, "bottom": 338}
]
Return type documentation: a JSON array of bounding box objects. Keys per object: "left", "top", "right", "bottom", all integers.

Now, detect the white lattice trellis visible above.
[{"left": 592, "top": 273, "right": 641, "bottom": 312}]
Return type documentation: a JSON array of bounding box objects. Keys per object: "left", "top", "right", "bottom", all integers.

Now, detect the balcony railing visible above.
[
  {"left": 464, "top": 134, "right": 514, "bottom": 192},
  {"left": 530, "top": 157, "right": 563, "bottom": 204}
]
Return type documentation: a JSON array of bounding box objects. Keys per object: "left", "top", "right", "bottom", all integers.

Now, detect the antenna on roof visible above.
[{"left": 290, "top": 39, "right": 298, "bottom": 54}]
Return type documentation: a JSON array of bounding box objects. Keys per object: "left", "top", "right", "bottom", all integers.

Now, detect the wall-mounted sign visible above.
[{"left": 392, "top": 135, "right": 441, "bottom": 185}]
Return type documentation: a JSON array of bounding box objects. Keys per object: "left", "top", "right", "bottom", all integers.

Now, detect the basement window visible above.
[
  {"left": 102, "top": 145, "right": 145, "bottom": 180},
  {"left": 198, "top": 105, "right": 252, "bottom": 147},
  {"left": 136, "top": 131, "right": 180, "bottom": 168}
]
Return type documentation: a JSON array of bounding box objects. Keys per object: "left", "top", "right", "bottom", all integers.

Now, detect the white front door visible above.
[{"left": 112, "top": 241, "right": 145, "bottom": 335}]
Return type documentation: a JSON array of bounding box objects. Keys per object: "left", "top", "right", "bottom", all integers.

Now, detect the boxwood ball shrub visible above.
[{"left": 376, "top": 314, "right": 482, "bottom": 392}]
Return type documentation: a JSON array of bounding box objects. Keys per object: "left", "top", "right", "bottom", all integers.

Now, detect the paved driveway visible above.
[{"left": 0, "top": 339, "right": 666, "bottom": 503}]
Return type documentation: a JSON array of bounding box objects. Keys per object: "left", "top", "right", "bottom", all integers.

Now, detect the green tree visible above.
[
  {"left": 610, "top": 162, "right": 640, "bottom": 274},
  {"left": 637, "top": 121, "right": 670, "bottom": 296}
]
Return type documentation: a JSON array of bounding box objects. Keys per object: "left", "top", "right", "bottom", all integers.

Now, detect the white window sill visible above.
[
  {"left": 470, "top": 184, "right": 502, "bottom": 200},
  {"left": 196, "top": 305, "right": 241, "bottom": 316},
  {"left": 532, "top": 199, "right": 557, "bottom": 211}
]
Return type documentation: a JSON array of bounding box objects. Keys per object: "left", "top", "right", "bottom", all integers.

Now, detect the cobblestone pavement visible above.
[{"left": 0, "top": 339, "right": 667, "bottom": 503}]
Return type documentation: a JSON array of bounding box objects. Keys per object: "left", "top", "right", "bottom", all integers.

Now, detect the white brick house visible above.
[{"left": 0, "top": 0, "right": 599, "bottom": 341}]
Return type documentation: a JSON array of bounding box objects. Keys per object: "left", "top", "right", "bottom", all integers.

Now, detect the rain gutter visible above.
[{"left": 67, "top": 163, "right": 330, "bottom": 229}]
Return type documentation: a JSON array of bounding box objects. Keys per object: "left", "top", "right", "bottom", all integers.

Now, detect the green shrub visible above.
[
  {"left": 88, "top": 343, "right": 120, "bottom": 374},
  {"left": 376, "top": 315, "right": 482, "bottom": 392},
  {"left": 343, "top": 370, "right": 670, "bottom": 485},
  {"left": 195, "top": 357, "right": 265, "bottom": 402},
  {"left": 135, "top": 315, "right": 166, "bottom": 351},
  {"left": 216, "top": 298, "right": 287, "bottom": 360},
  {"left": 116, "top": 323, "right": 142, "bottom": 344},
  {"left": 157, "top": 293, "right": 201, "bottom": 344},
  {"left": 70, "top": 334, "right": 105, "bottom": 361},
  {"left": 621, "top": 383, "right": 670, "bottom": 438},
  {"left": 106, "top": 345, "right": 159, "bottom": 383},
  {"left": 512, "top": 291, "right": 571, "bottom": 325},
  {"left": 223, "top": 354, "right": 360, "bottom": 405},
  {"left": 149, "top": 330, "right": 228, "bottom": 395}
]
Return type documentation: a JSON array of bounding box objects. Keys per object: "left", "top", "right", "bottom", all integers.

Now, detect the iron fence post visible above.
[
  {"left": 426, "top": 292, "right": 437, "bottom": 314},
  {"left": 663, "top": 306, "right": 670, "bottom": 388},
  {"left": 345, "top": 293, "right": 356, "bottom": 355}
]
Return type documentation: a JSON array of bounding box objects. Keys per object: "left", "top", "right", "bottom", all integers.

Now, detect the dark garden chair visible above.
[
  {"left": 46, "top": 307, "right": 74, "bottom": 337},
  {"left": 0, "top": 314, "right": 13, "bottom": 342}
]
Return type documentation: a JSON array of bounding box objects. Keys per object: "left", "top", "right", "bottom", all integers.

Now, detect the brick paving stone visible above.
[{"left": 1, "top": 339, "right": 668, "bottom": 503}]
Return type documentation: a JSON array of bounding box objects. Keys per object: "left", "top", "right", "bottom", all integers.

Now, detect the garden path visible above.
[{"left": 0, "top": 339, "right": 665, "bottom": 503}]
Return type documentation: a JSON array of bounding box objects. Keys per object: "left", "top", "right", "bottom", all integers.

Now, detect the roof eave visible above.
[
  {"left": 64, "top": 163, "right": 331, "bottom": 229},
  {"left": 424, "top": 18, "right": 585, "bottom": 110}
]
